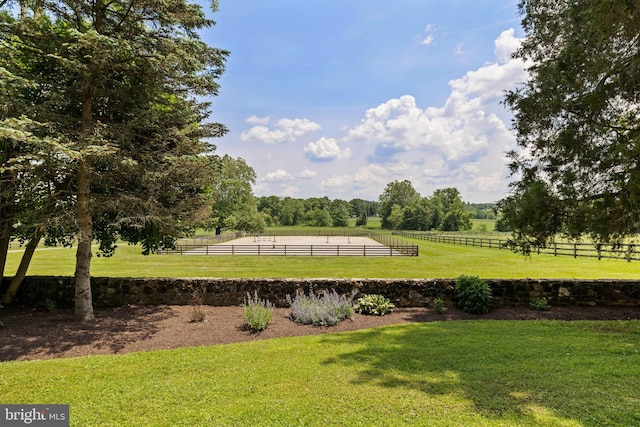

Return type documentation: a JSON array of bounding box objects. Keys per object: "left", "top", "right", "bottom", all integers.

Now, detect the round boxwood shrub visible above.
[{"left": 455, "top": 275, "right": 493, "bottom": 314}]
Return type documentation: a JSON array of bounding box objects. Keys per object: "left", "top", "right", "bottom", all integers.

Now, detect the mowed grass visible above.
[
  {"left": 4, "top": 235, "right": 640, "bottom": 279},
  {"left": 1, "top": 320, "right": 639, "bottom": 426}
]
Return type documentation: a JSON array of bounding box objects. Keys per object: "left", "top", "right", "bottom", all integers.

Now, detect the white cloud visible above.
[
  {"left": 454, "top": 43, "right": 464, "bottom": 55},
  {"left": 421, "top": 24, "right": 436, "bottom": 45},
  {"left": 244, "top": 28, "right": 528, "bottom": 202},
  {"left": 300, "top": 169, "right": 317, "bottom": 179},
  {"left": 261, "top": 169, "right": 294, "bottom": 182},
  {"left": 240, "top": 117, "right": 321, "bottom": 144},
  {"left": 246, "top": 115, "right": 270, "bottom": 125},
  {"left": 347, "top": 29, "right": 526, "bottom": 165},
  {"left": 304, "top": 137, "right": 352, "bottom": 161},
  {"left": 339, "top": 28, "right": 527, "bottom": 200},
  {"left": 321, "top": 175, "right": 353, "bottom": 192},
  {"left": 352, "top": 164, "right": 396, "bottom": 191},
  {"left": 278, "top": 185, "right": 299, "bottom": 197},
  {"left": 494, "top": 28, "right": 521, "bottom": 64}
]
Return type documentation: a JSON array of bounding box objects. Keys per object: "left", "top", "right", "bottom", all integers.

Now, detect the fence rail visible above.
[
  {"left": 160, "top": 244, "right": 417, "bottom": 257},
  {"left": 393, "top": 231, "right": 639, "bottom": 262},
  {"left": 161, "top": 232, "right": 418, "bottom": 257}
]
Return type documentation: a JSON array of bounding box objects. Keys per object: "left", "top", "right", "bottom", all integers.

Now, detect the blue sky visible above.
[{"left": 201, "top": 1, "right": 527, "bottom": 203}]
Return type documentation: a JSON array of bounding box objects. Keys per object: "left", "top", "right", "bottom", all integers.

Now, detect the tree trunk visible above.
[
  {"left": 74, "top": 158, "right": 94, "bottom": 321},
  {"left": 1, "top": 225, "right": 44, "bottom": 304},
  {"left": 0, "top": 194, "right": 15, "bottom": 284}
]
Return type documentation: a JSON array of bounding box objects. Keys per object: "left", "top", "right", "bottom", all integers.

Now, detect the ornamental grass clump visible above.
[
  {"left": 286, "top": 288, "right": 354, "bottom": 326},
  {"left": 242, "top": 291, "right": 275, "bottom": 332},
  {"left": 188, "top": 283, "right": 207, "bottom": 323},
  {"left": 354, "top": 294, "right": 395, "bottom": 316}
]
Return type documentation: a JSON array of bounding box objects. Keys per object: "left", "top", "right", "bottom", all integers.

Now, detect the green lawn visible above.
[
  {"left": 1, "top": 320, "right": 639, "bottom": 426},
  {"left": 5, "top": 235, "right": 639, "bottom": 279},
  {"left": 4, "top": 229, "right": 640, "bottom": 426}
]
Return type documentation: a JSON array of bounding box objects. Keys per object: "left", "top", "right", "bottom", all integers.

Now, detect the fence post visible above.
[
  {"left": 627, "top": 244, "right": 633, "bottom": 262},
  {"left": 574, "top": 243, "right": 577, "bottom": 258}
]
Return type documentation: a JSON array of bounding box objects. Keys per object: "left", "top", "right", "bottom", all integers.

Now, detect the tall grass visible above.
[{"left": 1, "top": 320, "right": 639, "bottom": 426}]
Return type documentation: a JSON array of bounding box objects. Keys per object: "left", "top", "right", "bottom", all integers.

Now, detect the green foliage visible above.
[
  {"left": 529, "top": 298, "right": 550, "bottom": 311},
  {"left": 354, "top": 294, "right": 395, "bottom": 316},
  {"left": 433, "top": 188, "right": 472, "bottom": 232},
  {"left": 305, "top": 208, "right": 333, "bottom": 227},
  {"left": 329, "top": 200, "right": 350, "bottom": 227},
  {"left": 455, "top": 275, "right": 493, "bottom": 314},
  {"left": 41, "top": 298, "right": 57, "bottom": 313},
  {"left": 0, "top": 0, "right": 230, "bottom": 319},
  {"left": 242, "top": 291, "right": 275, "bottom": 332},
  {"left": 378, "top": 182, "right": 472, "bottom": 232},
  {"left": 204, "top": 155, "right": 263, "bottom": 234},
  {"left": 497, "top": 180, "right": 564, "bottom": 256},
  {"left": 432, "top": 298, "right": 447, "bottom": 314},
  {"left": 286, "top": 288, "right": 354, "bottom": 326},
  {"left": 355, "top": 211, "right": 368, "bottom": 227},
  {"left": 503, "top": 0, "right": 640, "bottom": 250},
  {"left": 379, "top": 180, "right": 421, "bottom": 229}
]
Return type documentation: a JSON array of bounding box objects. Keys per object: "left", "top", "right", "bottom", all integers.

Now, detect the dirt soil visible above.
[{"left": 2, "top": 304, "right": 640, "bottom": 361}]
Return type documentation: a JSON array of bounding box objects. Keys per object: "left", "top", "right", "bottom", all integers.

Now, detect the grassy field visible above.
[
  {"left": 1, "top": 320, "right": 639, "bottom": 426},
  {"left": 4, "top": 225, "right": 640, "bottom": 426},
  {"left": 5, "top": 232, "right": 639, "bottom": 279}
]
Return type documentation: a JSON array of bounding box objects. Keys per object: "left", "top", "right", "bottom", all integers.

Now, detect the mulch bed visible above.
[{"left": 2, "top": 304, "right": 640, "bottom": 361}]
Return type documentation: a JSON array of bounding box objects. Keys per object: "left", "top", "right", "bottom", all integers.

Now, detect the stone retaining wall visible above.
[{"left": 2, "top": 276, "right": 640, "bottom": 308}]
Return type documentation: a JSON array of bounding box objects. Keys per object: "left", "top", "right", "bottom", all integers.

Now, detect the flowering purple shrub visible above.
[
  {"left": 286, "top": 288, "right": 354, "bottom": 326},
  {"left": 243, "top": 291, "right": 275, "bottom": 331}
]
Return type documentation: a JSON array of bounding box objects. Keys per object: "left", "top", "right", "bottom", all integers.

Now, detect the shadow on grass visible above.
[
  {"left": 319, "top": 320, "right": 640, "bottom": 426},
  {"left": 0, "top": 305, "right": 175, "bottom": 361}
]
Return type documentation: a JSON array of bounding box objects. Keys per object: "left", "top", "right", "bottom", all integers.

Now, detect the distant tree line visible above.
[
  {"left": 465, "top": 203, "right": 497, "bottom": 220},
  {"left": 256, "top": 197, "right": 378, "bottom": 227},
  {"left": 378, "top": 180, "right": 472, "bottom": 232},
  {"left": 255, "top": 180, "right": 485, "bottom": 232}
]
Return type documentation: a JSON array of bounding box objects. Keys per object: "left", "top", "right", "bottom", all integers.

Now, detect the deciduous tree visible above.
[
  {"left": 502, "top": 0, "right": 640, "bottom": 252},
  {"left": 205, "top": 155, "right": 263, "bottom": 234},
  {"left": 379, "top": 180, "right": 420, "bottom": 229}
]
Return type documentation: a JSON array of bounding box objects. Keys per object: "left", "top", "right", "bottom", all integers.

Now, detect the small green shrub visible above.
[
  {"left": 455, "top": 275, "right": 493, "bottom": 314},
  {"left": 529, "top": 297, "right": 550, "bottom": 311},
  {"left": 354, "top": 294, "right": 395, "bottom": 316},
  {"left": 432, "top": 298, "right": 447, "bottom": 314},
  {"left": 41, "top": 298, "right": 57, "bottom": 313},
  {"left": 243, "top": 291, "right": 275, "bottom": 332},
  {"left": 286, "top": 288, "right": 354, "bottom": 326}
]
